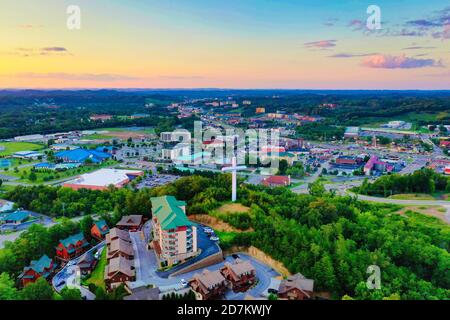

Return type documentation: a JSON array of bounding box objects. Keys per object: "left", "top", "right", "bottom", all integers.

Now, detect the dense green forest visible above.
[
  {"left": 355, "top": 169, "right": 449, "bottom": 197},
  {"left": 1, "top": 173, "right": 449, "bottom": 300},
  {"left": 1, "top": 90, "right": 449, "bottom": 139},
  {"left": 0, "top": 90, "right": 190, "bottom": 138},
  {"left": 295, "top": 120, "right": 346, "bottom": 141}
]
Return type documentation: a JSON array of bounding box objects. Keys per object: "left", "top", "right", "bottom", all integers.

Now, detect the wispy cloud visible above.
[
  {"left": 323, "top": 18, "right": 339, "bottom": 27},
  {"left": 18, "top": 24, "right": 44, "bottom": 29},
  {"left": 329, "top": 52, "right": 377, "bottom": 58},
  {"left": 157, "top": 75, "right": 206, "bottom": 80},
  {"left": 41, "top": 47, "right": 68, "bottom": 52},
  {"left": 346, "top": 6, "right": 449, "bottom": 40},
  {"left": 347, "top": 19, "right": 365, "bottom": 31},
  {"left": 9, "top": 73, "right": 207, "bottom": 82},
  {"left": 402, "top": 6, "right": 450, "bottom": 39},
  {"left": 402, "top": 46, "right": 436, "bottom": 50},
  {"left": 12, "top": 73, "right": 142, "bottom": 82},
  {"left": 432, "top": 24, "right": 450, "bottom": 39},
  {"left": 361, "top": 54, "right": 443, "bottom": 69},
  {"left": 304, "top": 39, "right": 337, "bottom": 49},
  {"left": 7, "top": 47, "right": 71, "bottom": 57}
]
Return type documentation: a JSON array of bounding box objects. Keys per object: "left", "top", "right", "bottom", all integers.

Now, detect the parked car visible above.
[
  {"left": 232, "top": 254, "right": 240, "bottom": 260},
  {"left": 210, "top": 236, "right": 219, "bottom": 241},
  {"left": 203, "top": 228, "right": 214, "bottom": 234},
  {"left": 56, "top": 280, "right": 66, "bottom": 287},
  {"left": 180, "top": 279, "right": 188, "bottom": 287}
]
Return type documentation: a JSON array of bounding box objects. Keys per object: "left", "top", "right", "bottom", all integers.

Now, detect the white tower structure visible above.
[{"left": 221, "top": 157, "right": 247, "bottom": 202}]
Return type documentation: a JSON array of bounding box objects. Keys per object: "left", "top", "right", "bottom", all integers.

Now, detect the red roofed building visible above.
[
  {"left": 262, "top": 175, "right": 291, "bottom": 187},
  {"left": 91, "top": 219, "right": 110, "bottom": 241},
  {"left": 18, "top": 255, "right": 55, "bottom": 287},
  {"left": 56, "top": 233, "right": 90, "bottom": 261},
  {"left": 440, "top": 140, "right": 450, "bottom": 149},
  {"left": 261, "top": 146, "right": 286, "bottom": 153},
  {"left": 445, "top": 166, "right": 450, "bottom": 175}
]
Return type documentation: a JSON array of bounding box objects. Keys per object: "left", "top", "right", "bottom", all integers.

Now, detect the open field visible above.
[
  {"left": 216, "top": 230, "right": 239, "bottom": 243},
  {"left": 81, "top": 134, "right": 112, "bottom": 140},
  {"left": 395, "top": 205, "right": 449, "bottom": 224},
  {"left": 388, "top": 193, "right": 450, "bottom": 201},
  {"left": 217, "top": 203, "right": 250, "bottom": 214},
  {"left": 389, "top": 193, "right": 437, "bottom": 200},
  {"left": 360, "top": 111, "right": 449, "bottom": 129},
  {"left": 6, "top": 159, "right": 118, "bottom": 184},
  {"left": 0, "top": 142, "right": 44, "bottom": 156},
  {"left": 99, "top": 127, "right": 156, "bottom": 136}
]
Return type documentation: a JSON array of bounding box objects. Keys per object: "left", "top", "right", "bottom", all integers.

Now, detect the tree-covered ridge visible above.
[
  {"left": 1, "top": 174, "right": 449, "bottom": 300},
  {"left": 355, "top": 169, "right": 449, "bottom": 197},
  {"left": 0, "top": 89, "right": 449, "bottom": 139}
]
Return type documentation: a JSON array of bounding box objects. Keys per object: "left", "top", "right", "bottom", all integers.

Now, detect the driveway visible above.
[
  {"left": 52, "top": 241, "right": 105, "bottom": 299},
  {"left": 129, "top": 226, "right": 280, "bottom": 299},
  {"left": 352, "top": 193, "right": 450, "bottom": 224}
]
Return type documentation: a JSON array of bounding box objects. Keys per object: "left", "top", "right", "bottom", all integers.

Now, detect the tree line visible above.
[{"left": 355, "top": 169, "right": 449, "bottom": 197}]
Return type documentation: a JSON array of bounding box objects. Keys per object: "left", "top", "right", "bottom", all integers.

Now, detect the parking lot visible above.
[
  {"left": 129, "top": 222, "right": 280, "bottom": 299},
  {"left": 136, "top": 174, "right": 181, "bottom": 189},
  {"left": 0, "top": 210, "right": 53, "bottom": 233}
]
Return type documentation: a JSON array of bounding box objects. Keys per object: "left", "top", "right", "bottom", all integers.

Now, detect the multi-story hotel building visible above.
[{"left": 150, "top": 196, "right": 198, "bottom": 267}]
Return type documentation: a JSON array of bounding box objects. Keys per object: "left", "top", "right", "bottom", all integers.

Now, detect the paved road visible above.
[
  {"left": 291, "top": 174, "right": 450, "bottom": 224},
  {"left": 352, "top": 193, "right": 450, "bottom": 223},
  {"left": 52, "top": 242, "right": 105, "bottom": 299},
  {"left": 0, "top": 214, "right": 97, "bottom": 249},
  {"left": 129, "top": 225, "right": 280, "bottom": 299}
]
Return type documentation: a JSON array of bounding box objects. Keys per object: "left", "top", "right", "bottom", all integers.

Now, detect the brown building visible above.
[
  {"left": 106, "top": 227, "right": 131, "bottom": 243},
  {"left": 77, "top": 251, "right": 97, "bottom": 275},
  {"left": 262, "top": 175, "right": 291, "bottom": 187},
  {"left": 90, "top": 220, "right": 110, "bottom": 241},
  {"left": 278, "top": 273, "right": 314, "bottom": 300},
  {"left": 116, "top": 215, "right": 143, "bottom": 232},
  {"left": 189, "top": 269, "right": 227, "bottom": 300},
  {"left": 220, "top": 259, "right": 256, "bottom": 292},
  {"left": 104, "top": 256, "right": 136, "bottom": 290},
  {"left": 107, "top": 238, "right": 134, "bottom": 261}
]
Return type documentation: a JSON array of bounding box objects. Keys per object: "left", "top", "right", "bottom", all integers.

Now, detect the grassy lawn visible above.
[
  {"left": 82, "top": 134, "right": 113, "bottom": 140},
  {"left": 215, "top": 230, "right": 238, "bottom": 243},
  {"left": 83, "top": 248, "right": 107, "bottom": 290},
  {"left": 388, "top": 193, "right": 450, "bottom": 201},
  {"left": 99, "top": 127, "right": 155, "bottom": 134},
  {"left": 0, "top": 185, "right": 16, "bottom": 194},
  {"left": 6, "top": 159, "right": 118, "bottom": 184},
  {"left": 0, "top": 142, "right": 44, "bottom": 156},
  {"left": 388, "top": 193, "right": 437, "bottom": 200},
  {"left": 289, "top": 182, "right": 303, "bottom": 189},
  {"left": 216, "top": 203, "right": 250, "bottom": 214},
  {"left": 360, "top": 112, "right": 448, "bottom": 129}
]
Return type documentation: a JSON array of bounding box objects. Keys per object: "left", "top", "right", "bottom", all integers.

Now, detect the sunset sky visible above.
[{"left": 0, "top": 0, "right": 449, "bottom": 89}]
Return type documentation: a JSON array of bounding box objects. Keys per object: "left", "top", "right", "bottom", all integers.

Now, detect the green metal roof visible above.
[
  {"left": 19, "top": 255, "right": 54, "bottom": 279},
  {"left": 1, "top": 210, "right": 31, "bottom": 222},
  {"left": 59, "top": 232, "right": 88, "bottom": 251},
  {"left": 151, "top": 196, "right": 194, "bottom": 230},
  {"left": 266, "top": 152, "right": 295, "bottom": 158},
  {"left": 94, "top": 219, "right": 109, "bottom": 235}
]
